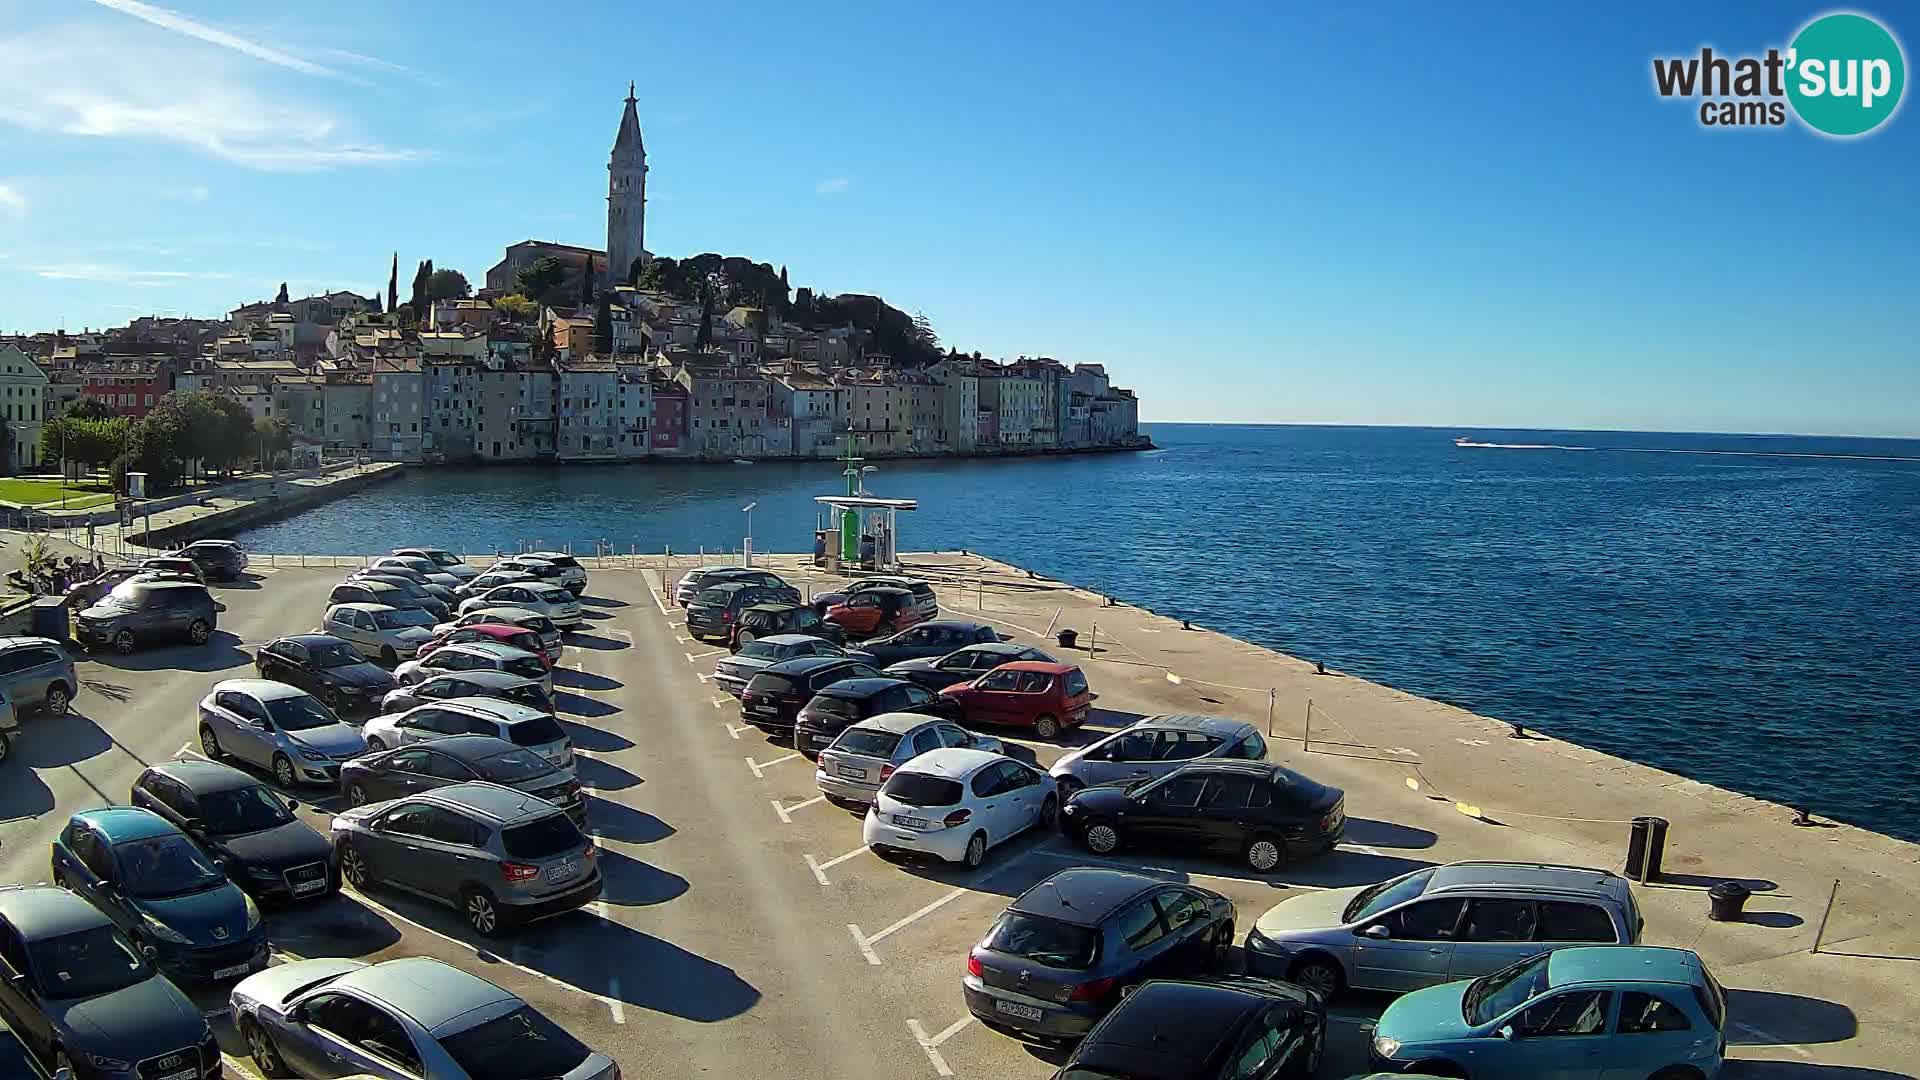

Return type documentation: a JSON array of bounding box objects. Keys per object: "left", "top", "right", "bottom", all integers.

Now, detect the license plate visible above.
[
  {"left": 159, "top": 1069, "right": 197, "bottom": 1080},
  {"left": 546, "top": 860, "right": 578, "bottom": 882},
  {"left": 810, "top": 734, "right": 831, "bottom": 747},
  {"left": 993, "top": 1000, "right": 1042, "bottom": 1021},
  {"left": 292, "top": 878, "right": 328, "bottom": 895},
  {"left": 892, "top": 814, "right": 929, "bottom": 829},
  {"left": 213, "top": 963, "right": 251, "bottom": 980},
  {"left": 837, "top": 765, "right": 867, "bottom": 780}
]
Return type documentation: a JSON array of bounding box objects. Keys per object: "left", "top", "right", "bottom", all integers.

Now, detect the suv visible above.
[
  {"left": 687, "top": 581, "right": 801, "bottom": 643},
  {"left": 173, "top": 540, "right": 247, "bottom": 582},
  {"left": 1051, "top": 715, "right": 1268, "bottom": 794},
  {"left": 739, "top": 656, "right": 886, "bottom": 735},
  {"left": 332, "top": 781, "right": 602, "bottom": 936},
  {"left": 793, "top": 677, "right": 956, "bottom": 758},
  {"left": 1245, "top": 861, "right": 1643, "bottom": 997},
  {"left": 677, "top": 566, "right": 790, "bottom": 607},
  {"left": 712, "top": 634, "right": 847, "bottom": 697},
  {"left": 523, "top": 551, "right": 590, "bottom": 595},
  {"left": 0, "top": 637, "right": 77, "bottom": 718},
  {"left": 75, "top": 579, "right": 219, "bottom": 654},
  {"left": 361, "top": 698, "right": 574, "bottom": 775}
]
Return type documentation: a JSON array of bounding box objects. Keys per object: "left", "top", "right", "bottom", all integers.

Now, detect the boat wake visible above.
[{"left": 1453, "top": 439, "right": 1920, "bottom": 464}]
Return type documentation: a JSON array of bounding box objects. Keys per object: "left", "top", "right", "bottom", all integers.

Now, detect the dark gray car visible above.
[
  {"left": 341, "top": 735, "right": 585, "bottom": 827},
  {"left": 74, "top": 580, "right": 218, "bottom": 655},
  {"left": 1049, "top": 715, "right": 1268, "bottom": 794},
  {"left": 886, "top": 642, "right": 1058, "bottom": 692},
  {"left": 379, "top": 670, "right": 552, "bottom": 716},
  {"left": 0, "top": 637, "right": 79, "bottom": 718},
  {"left": 333, "top": 782, "right": 601, "bottom": 936}
]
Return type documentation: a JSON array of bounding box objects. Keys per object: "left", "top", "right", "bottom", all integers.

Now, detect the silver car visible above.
[
  {"left": 331, "top": 783, "right": 602, "bottom": 936},
  {"left": 452, "top": 569, "right": 535, "bottom": 601},
  {"left": 369, "top": 555, "right": 462, "bottom": 588},
  {"left": 457, "top": 583, "right": 583, "bottom": 628},
  {"left": 712, "top": 633, "right": 847, "bottom": 696},
  {"left": 392, "top": 547, "right": 481, "bottom": 582},
  {"left": 232, "top": 956, "right": 617, "bottom": 1079},
  {"left": 396, "top": 641, "right": 553, "bottom": 698},
  {"left": 1243, "top": 860, "right": 1644, "bottom": 996},
  {"left": 432, "top": 606, "right": 563, "bottom": 655},
  {"left": 815, "top": 712, "right": 1003, "bottom": 806},
  {"left": 198, "top": 679, "right": 368, "bottom": 788},
  {"left": 361, "top": 697, "right": 575, "bottom": 776},
  {"left": 1049, "top": 714, "right": 1268, "bottom": 795},
  {"left": 0, "top": 636, "right": 79, "bottom": 717},
  {"left": 522, "top": 551, "right": 590, "bottom": 595},
  {"left": 324, "top": 603, "right": 439, "bottom": 666}
]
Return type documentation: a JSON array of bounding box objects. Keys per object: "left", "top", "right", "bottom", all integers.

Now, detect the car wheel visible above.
[
  {"left": 200, "top": 724, "right": 223, "bottom": 759},
  {"left": 272, "top": 754, "right": 297, "bottom": 788},
  {"left": 365, "top": 735, "right": 387, "bottom": 752},
  {"left": 1032, "top": 714, "right": 1061, "bottom": 739},
  {"left": 1081, "top": 819, "right": 1122, "bottom": 855},
  {"left": 1289, "top": 955, "right": 1345, "bottom": 998},
  {"left": 463, "top": 887, "right": 506, "bottom": 937},
  {"left": 1037, "top": 794, "right": 1059, "bottom": 830},
  {"left": 736, "top": 630, "right": 757, "bottom": 647},
  {"left": 242, "top": 1018, "right": 290, "bottom": 1078},
  {"left": 1245, "top": 835, "right": 1286, "bottom": 873},
  {"left": 188, "top": 619, "right": 211, "bottom": 645},
  {"left": 112, "top": 629, "right": 137, "bottom": 655},
  {"left": 338, "top": 842, "right": 369, "bottom": 890},
  {"left": 346, "top": 782, "right": 371, "bottom": 808},
  {"left": 381, "top": 645, "right": 398, "bottom": 666},
  {"left": 44, "top": 684, "right": 70, "bottom": 717},
  {"left": 1055, "top": 776, "right": 1084, "bottom": 798},
  {"left": 962, "top": 831, "right": 988, "bottom": 869}
]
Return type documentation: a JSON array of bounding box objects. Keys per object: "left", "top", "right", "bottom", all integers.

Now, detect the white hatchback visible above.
[
  {"left": 458, "top": 583, "right": 584, "bottom": 628},
  {"left": 862, "top": 747, "right": 1056, "bottom": 870},
  {"left": 360, "top": 697, "right": 576, "bottom": 776}
]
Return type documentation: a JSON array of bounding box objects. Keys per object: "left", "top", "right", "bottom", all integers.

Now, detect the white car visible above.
[
  {"left": 458, "top": 583, "right": 584, "bottom": 628},
  {"left": 522, "top": 551, "right": 590, "bottom": 595},
  {"left": 454, "top": 569, "right": 536, "bottom": 601},
  {"left": 322, "top": 603, "right": 438, "bottom": 665},
  {"left": 360, "top": 697, "right": 576, "bottom": 775},
  {"left": 396, "top": 641, "right": 554, "bottom": 697},
  {"left": 392, "top": 546, "right": 481, "bottom": 581},
  {"left": 862, "top": 747, "right": 1057, "bottom": 869}
]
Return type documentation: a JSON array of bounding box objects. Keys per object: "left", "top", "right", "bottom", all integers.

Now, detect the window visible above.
[
  {"left": 1230, "top": 732, "right": 1268, "bottom": 760},
  {"left": 421, "top": 753, "right": 476, "bottom": 781},
  {"left": 1382, "top": 898, "right": 1466, "bottom": 940},
  {"left": 1463, "top": 899, "right": 1538, "bottom": 942},
  {"left": 1145, "top": 774, "right": 1207, "bottom": 808},
  {"left": 1538, "top": 901, "right": 1618, "bottom": 943},
  {"left": 975, "top": 668, "right": 1021, "bottom": 691},
  {"left": 1517, "top": 990, "right": 1612, "bottom": 1037},
  {"left": 1618, "top": 991, "right": 1692, "bottom": 1033},
  {"left": 910, "top": 728, "right": 941, "bottom": 757},
  {"left": 1153, "top": 888, "right": 1210, "bottom": 930},
  {"left": 1156, "top": 730, "right": 1220, "bottom": 760},
  {"left": 1200, "top": 775, "right": 1255, "bottom": 809},
  {"left": 970, "top": 766, "right": 1006, "bottom": 799},
  {"left": 1112, "top": 898, "right": 1168, "bottom": 951}
]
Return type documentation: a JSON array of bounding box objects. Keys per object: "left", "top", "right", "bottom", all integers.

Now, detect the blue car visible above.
[
  {"left": 50, "top": 809, "right": 267, "bottom": 985},
  {"left": 1369, "top": 946, "right": 1727, "bottom": 1079}
]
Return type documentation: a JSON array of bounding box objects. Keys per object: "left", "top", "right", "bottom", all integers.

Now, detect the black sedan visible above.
[
  {"left": 0, "top": 886, "right": 219, "bottom": 1080},
  {"left": 253, "top": 634, "right": 397, "bottom": 715},
  {"left": 846, "top": 620, "right": 1001, "bottom": 667},
  {"left": 1053, "top": 976, "right": 1325, "bottom": 1079},
  {"left": 378, "top": 669, "right": 553, "bottom": 715},
  {"left": 791, "top": 677, "right": 959, "bottom": 758},
  {"left": 887, "top": 642, "right": 1059, "bottom": 692},
  {"left": 129, "top": 760, "right": 336, "bottom": 903},
  {"left": 1062, "top": 760, "right": 1346, "bottom": 873},
  {"left": 339, "top": 735, "right": 585, "bottom": 826},
  {"left": 739, "top": 656, "right": 886, "bottom": 735}
]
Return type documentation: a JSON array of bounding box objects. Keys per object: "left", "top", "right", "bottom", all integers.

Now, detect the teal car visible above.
[{"left": 1369, "top": 946, "right": 1727, "bottom": 1079}]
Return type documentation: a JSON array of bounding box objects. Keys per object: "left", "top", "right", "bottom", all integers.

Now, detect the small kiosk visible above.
[{"left": 816, "top": 429, "right": 917, "bottom": 571}]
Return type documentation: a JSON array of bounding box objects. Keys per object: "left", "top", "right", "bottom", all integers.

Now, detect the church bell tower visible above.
[{"left": 607, "top": 82, "right": 648, "bottom": 288}]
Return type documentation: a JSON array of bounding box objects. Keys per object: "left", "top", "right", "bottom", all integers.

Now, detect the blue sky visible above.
[{"left": 0, "top": 1, "right": 1914, "bottom": 436}]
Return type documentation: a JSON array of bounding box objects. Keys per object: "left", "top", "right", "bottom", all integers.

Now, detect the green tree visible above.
[
  {"left": 426, "top": 268, "right": 471, "bottom": 302},
  {"left": 387, "top": 252, "right": 399, "bottom": 313},
  {"left": 627, "top": 257, "right": 645, "bottom": 287},
  {"left": 594, "top": 295, "right": 613, "bottom": 355},
  {"left": 255, "top": 415, "right": 292, "bottom": 465},
  {"left": 492, "top": 294, "right": 537, "bottom": 321},
  {"left": 635, "top": 256, "right": 678, "bottom": 294},
  {"left": 580, "top": 257, "right": 596, "bottom": 307},
  {"left": 275, "top": 282, "right": 290, "bottom": 304},
  {"left": 67, "top": 397, "right": 114, "bottom": 421},
  {"left": 695, "top": 277, "right": 715, "bottom": 350},
  {"left": 409, "top": 259, "right": 433, "bottom": 316},
  {"left": 515, "top": 257, "right": 571, "bottom": 308}
]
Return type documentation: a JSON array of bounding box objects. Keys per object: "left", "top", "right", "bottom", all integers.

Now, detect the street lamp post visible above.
[{"left": 741, "top": 502, "right": 757, "bottom": 566}]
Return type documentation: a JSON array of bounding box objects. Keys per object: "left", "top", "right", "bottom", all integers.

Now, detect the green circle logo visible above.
[{"left": 1787, "top": 12, "right": 1906, "bottom": 136}]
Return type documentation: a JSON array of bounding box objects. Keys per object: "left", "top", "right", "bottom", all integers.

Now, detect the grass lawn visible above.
[{"left": 0, "top": 477, "right": 118, "bottom": 509}]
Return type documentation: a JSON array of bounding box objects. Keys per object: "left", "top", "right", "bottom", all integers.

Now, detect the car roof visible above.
[
  {"left": 213, "top": 678, "right": 311, "bottom": 700},
  {"left": 0, "top": 885, "right": 117, "bottom": 939},
  {"left": 702, "top": 580, "right": 762, "bottom": 594},
  {"left": 1129, "top": 714, "right": 1257, "bottom": 737},
  {"left": 917, "top": 620, "right": 986, "bottom": 632},
  {"left": 745, "top": 603, "right": 806, "bottom": 614},
  {"left": 345, "top": 579, "right": 401, "bottom": 591},
  {"left": 898, "top": 746, "right": 1000, "bottom": 778},
  {"left": 421, "top": 734, "right": 530, "bottom": 763},
  {"left": 1170, "top": 759, "right": 1280, "bottom": 780},
  {"left": 130, "top": 579, "right": 205, "bottom": 591},
  {"left": 1425, "top": 861, "right": 1630, "bottom": 902},
  {"left": 964, "top": 642, "right": 1029, "bottom": 655},
  {"left": 0, "top": 636, "right": 63, "bottom": 650},
  {"left": 466, "top": 606, "right": 541, "bottom": 621},
  {"left": 764, "top": 655, "right": 856, "bottom": 674},
  {"left": 994, "top": 660, "right": 1074, "bottom": 674},
  {"left": 817, "top": 677, "right": 908, "bottom": 700},
  {"left": 275, "top": 633, "right": 351, "bottom": 649},
  {"left": 1549, "top": 946, "right": 1702, "bottom": 987},
  {"left": 1076, "top": 979, "right": 1276, "bottom": 1073},
  {"left": 855, "top": 711, "right": 946, "bottom": 735},
  {"left": 420, "top": 782, "right": 569, "bottom": 824},
  {"left": 334, "top": 957, "right": 517, "bottom": 1034},
  {"left": 755, "top": 634, "right": 821, "bottom": 646},
  {"left": 848, "top": 585, "right": 911, "bottom": 598},
  {"left": 331, "top": 602, "right": 400, "bottom": 614},
  {"left": 500, "top": 556, "right": 554, "bottom": 566},
  {"left": 426, "top": 669, "right": 539, "bottom": 689},
  {"left": 1010, "top": 868, "right": 1162, "bottom": 926},
  {"left": 440, "top": 696, "right": 553, "bottom": 723},
  {"left": 186, "top": 539, "right": 241, "bottom": 548},
  {"left": 74, "top": 806, "right": 179, "bottom": 843},
  {"left": 855, "top": 575, "right": 926, "bottom": 587},
  {"left": 146, "top": 758, "right": 261, "bottom": 793},
  {"left": 436, "top": 641, "right": 534, "bottom": 660}
]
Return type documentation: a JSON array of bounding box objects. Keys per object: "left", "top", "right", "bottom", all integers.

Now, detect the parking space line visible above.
[
  {"left": 725, "top": 723, "right": 753, "bottom": 740},
  {"left": 686, "top": 649, "right": 724, "bottom": 662},
  {"left": 696, "top": 672, "right": 714, "bottom": 683},
  {"left": 1022, "top": 847, "right": 1324, "bottom": 891},
  {"left": 223, "top": 1054, "right": 265, "bottom": 1080},
  {"left": 647, "top": 580, "right": 672, "bottom": 617},
  {"left": 906, "top": 1017, "right": 972, "bottom": 1078},
  {"left": 746, "top": 752, "right": 800, "bottom": 778},
  {"left": 804, "top": 845, "right": 868, "bottom": 886},
  {"left": 847, "top": 923, "right": 883, "bottom": 966},
  {"left": 772, "top": 794, "right": 825, "bottom": 823},
  {"left": 711, "top": 695, "right": 728, "bottom": 707},
  {"left": 1341, "top": 842, "right": 1384, "bottom": 857},
  {"left": 675, "top": 634, "right": 690, "bottom": 644},
  {"left": 606, "top": 628, "right": 634, "bottom": 644},
  {"left": 849, "top": 887, "right": 968, "bottom": 964},
  {"left": 606, "top": 980, "right": 625, "bottom": 1025}
]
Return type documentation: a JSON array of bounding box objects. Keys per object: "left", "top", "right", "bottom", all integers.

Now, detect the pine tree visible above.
[
  {"left": 594, "top": 295, "right": 613, "bottom": 354},
  {"left": 696, "top": 278, "right": 715, "bottom": 351},
  {"left": 387, "top": 253, "right": 399, "bottom": 314},
  {"left": 581, "top": 257, "right": 596, "bottom": 307},
  {"left": 275, "top": 282, "right": 289, "bottom": 305}
]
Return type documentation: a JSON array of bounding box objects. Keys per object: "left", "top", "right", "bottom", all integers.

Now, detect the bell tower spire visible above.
[{"left": 607, "top": 82, "right": 647, "bottom": 288}]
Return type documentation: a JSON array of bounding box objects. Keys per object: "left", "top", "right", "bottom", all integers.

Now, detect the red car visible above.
[
  {"left": 939, "top": 661, "right": 1094, "bottom": 739},
  {"left": 823, "top": 586, "right": 923, "bottom": 640},
  {"left": 421, "top": 623, "right": 556, "bottom": 669}
]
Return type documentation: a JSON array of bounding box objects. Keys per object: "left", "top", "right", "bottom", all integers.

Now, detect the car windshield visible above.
[
  {"left": 115, "top": 835, "right": 226, "bottom": 898},
  {"left": 1345, "top": 868, "right": 1435, "bottom": 923},
  {"left": 500, "top": 815, "right": 585, "bottom": 859},
  {"left": 504, "top": 684, "right": 552, "bottom": 712},
  {"left": 536, "top": 589, "right": 572, "bottom": 604},
  {"left": 310, "top": 642, "right": 368, "bottom": 668},
  {"left": 832, "top": 729, "right": 902, "bottom": 757},
  {"left": 199, "top": 785, "right": 294, "bottom": 835},
  {"left": 695, "top": 588, "right": 730, "bottom": 606},
  {"left": 422, "top": 551, "right": 459, "bottom": 566},
  {"left": 1464, "top": 953, "right": 1553, "bottom": 1025},
  {"left": 438, "top": 1004, "right": 591, "bottom": 1080},
  {"left": 806, "top": 695, "right": 864, "bottom": 720},
  {"left": 507, "top": 715, "right": 567, "bottom": 746},
  {"left": 28, "top": 926, "right": 152, "bottom": 999},
  {"left": 882, "top": 772, "right": 963, "bottom": 806},
  {"left": 480, "top": 749, "right": 558, "bottom": 785},
  {"left": 505, "top": 656, "right": 547, "bottom": 679},
  {"left": 265, "top": 694, "right": 341, "bottom": 732},
  {"left": 736, "top": 640, "right": 784, "bottom": 660},
  {"left": 374, "top": 608, "right": 436, "bottom": 629},
  {"left": 985, "top": 912, "right": 1098, "bottom": 970}
]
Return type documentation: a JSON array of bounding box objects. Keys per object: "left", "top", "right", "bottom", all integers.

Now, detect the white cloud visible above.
[
  {"left": 32, "top": 262, "right": 230, "bottom": 286},
  {"left": 0, "top": 184, "right": 24, "bottom": 217},
  {"left": 815, "top": 176, "right": 850, "bottom": 195},
  {"left": 85, "top": 0, "right": 340, "bottom": 78},
  {"left": 156, "top": 184, "right": 209, "bottom": 202}
]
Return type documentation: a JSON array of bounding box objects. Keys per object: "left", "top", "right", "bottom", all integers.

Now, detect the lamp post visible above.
[{"left": 741, "top": 501, "right": 757, "bottom": 566}]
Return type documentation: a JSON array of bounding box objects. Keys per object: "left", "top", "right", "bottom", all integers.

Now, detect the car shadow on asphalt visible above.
[
  {"left": 563, "top": 633, "right": 628, "bottom": 651},
  {"left": 266, "top": 893, "right": 406, "bottom": 959},
  {"left": 592, "top": 848, "right": 690, "bottom": 906},
  {"left": 577, "top": 610, "right": 616, "bottom": 622},
  {"left": 560, "top": 718, "right": 634, "bottom": 751},
  {"left": 1341, "top": 817, "right": 1438, "bottom": 850},
  {"left": 555, "top": 668, "right": 623, "bottom": 691},
  {"left": 582, "top": 795, "right": 673, "bottom": 844},
  {"left": 508, "top": 910, "right": 760, "bottom": 1021},
  {"left": 1725, "top": 989, "right": 1857, "bottom": 1046},
  {"left": 578, "top": 596, "right": 629, "bottom": 608},
  {"left": 75, "top": 632, "right": 252, "bottom": 673},
  {"left": 1725, "top": 1064, "right": 1913, "bottom": 1080},
  {"left": 555, "top": 691, "right": 620, "bottom": 719},
  {"left": 576, "top": 755, "right": 644, "bottom": 792}
]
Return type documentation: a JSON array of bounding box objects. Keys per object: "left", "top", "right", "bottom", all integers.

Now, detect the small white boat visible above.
[
  {"left": 1453, "top": 436, "right": 1473, "bottom": 446},
  {"left": 732, "top": 458, "right": 754, "bottom": 465}
]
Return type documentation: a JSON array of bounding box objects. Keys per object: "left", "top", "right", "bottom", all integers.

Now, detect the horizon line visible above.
[{"left": 1136, "top": 420, "right": 1920, "bottom": 442}]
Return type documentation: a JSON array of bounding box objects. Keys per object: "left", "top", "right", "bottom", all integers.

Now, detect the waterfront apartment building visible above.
[
  {"left": 675, "top": 356, "right": 774, "bottom": 459},
  {"left": 840, "top": 370, "right": 910, "bottom": 455},
  {"left": 0, "top": 344, "right": 48, "bottom": 470},
  {"left": 927, "top": 358, "right": 980, "bottom": 453},
  {"left": 771, "top": 371, "right": 842, "bottom": 458},
  {"left": 78, "top": 358, "right": 171, "bottom": 418},
  {"left": 372, "top": 357, "right": 428, "bottom": 460}
]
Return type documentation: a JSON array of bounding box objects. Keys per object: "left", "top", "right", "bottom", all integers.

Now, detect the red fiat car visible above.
[
  {"left": 823, "top": 586, "right": 924, "bottom": 640},
  {"left": 939, "top": 661, "right": 1094, "bottom": 739},
  {"left": 421, "top": 622, "right": 556, "bottom": 669}
]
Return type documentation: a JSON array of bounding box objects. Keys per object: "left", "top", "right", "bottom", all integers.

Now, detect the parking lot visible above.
[{"left": 0, "top": 557, "right": 1911, "bottom": 1080}]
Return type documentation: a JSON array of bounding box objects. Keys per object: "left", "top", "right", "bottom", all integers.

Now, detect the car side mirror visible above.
[
  {"left": 1497, "top": 1025, "right": 1517, "bottom": 1041},
  {"left": 1361, "top": 924, "right": 1392, "bottom": 940}
]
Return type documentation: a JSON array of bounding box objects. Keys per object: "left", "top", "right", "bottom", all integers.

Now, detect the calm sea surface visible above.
[{"left": 237, "top": 425, "right": 1920, "bottom": 841}]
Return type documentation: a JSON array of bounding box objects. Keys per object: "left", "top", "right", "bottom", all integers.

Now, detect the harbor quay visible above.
[{"left": 0, "top": 550, "right": 1910, "bottom": 1080}]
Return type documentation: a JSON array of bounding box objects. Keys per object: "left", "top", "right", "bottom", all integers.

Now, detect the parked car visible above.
[
  {"left": 452, "top": 568, "right": 535, "bottom": 600},
  {"left": 676, "top": 566, "right": 790, "bottom": 607},
  {"left": 0, "top": 694, "right": 16, "bottom": 765},
  {"left": 1368, "top": 947, "right": 1727, "bottom": 1080},
  {"left": 350, "top": 570, "right": 456, "bottom": 610},
  {"left": 139, "top": 557, "right": 204, "bottom": 584},
  {"left": 941, "top": 661, "right": 1093, "bottom": 739},
  {"left": 391, "top": 546, "right": 480, "bottom": 582},
  {"left": 332, "top": 783, "right": 601, "bottom": 936},
  {"left": 367, "top": 555, "right": 461, "bottom": 588},
  {"left": 61, "top": 563, "right": 150, "bottom": 609},
  {"left": 490, "top": 556, "right": 569, "bottom": 590},
  {"left": 421, "top": 622, "right": 556, "bottom": 670},
  {"left": 812, "top": 575, "right": 940, "bottom": 620},
  {"left": 521, "top": 551, "right": 589, "bottom": 595},
  {"left": 816, "top": 714, "right": 1004, "bottom": 807},
  {"left": 686, "top": 582, "right": 802, "bottom": 643},
  {"left": 0, "top": 1012, "right": 64, "bottom": 1080},
  {"left": 51, "top": 808, "right": 266, "bottom": 984},
  {"left": 739, "top": 656, "right": 886, "bottom": 735},
  {"left": 0, "top": 885, "right": 218, "bottom": 1080},
  {"left": 1245, "top": 861, "right": 1643, "bottom": 997},
  {"left": 360, "top": 698, "right": 574, "bottom": 776},
  {"left": 197, "top": 679, "right": 369, "bottom": 788},
  {"left": 75, "top": 579, "right": 219, "bottom": 655},
  {"left": 396, "top": 641, "right": 553, "bottom": 698},
  {"left": 1064, "top": 760, "right": 1346, "bottom": 873},
  {"left": 862, "top": 747, "right": 1058, "bottom": 868},
  {"left": 175, "top": 539, "right": 247, "bottom": 581},
  {"left": 340, "top": 734, "right": 586, "bottom": 826},
  {"left": 824, "top": 586, "right": 924, "bottom": 640},
  {"left": 130, "top": 759, "right": 335, "bottom": 904},
  {"left": 323, "top": 603, "right": 438, "bottom": 666},
  {"left": 713, "top": 635, "right": 847, "bottom": 697},
  {"left": 1055, "top": 976, "right": 1327, "bottom": 1079},
  {"left": 0, "top": 637, "right": 78, "bottom": 717},
  {"left": 962, "top": 868, "right": 1236, "bottom": 1041},
  {"left": 887, "top": 641, "right": 1058, "bottom": 692},
  {"left": 379, "top": 670, "right": 552, "bottom": 717},
  {"left": 252, "top": 634, "right": 397, "bottom": 716},
  {"left": 1051, "top": 715, "right": 1269, "bottom": 795},
  {"left": 329, "top": 578, "right": 447, "bottom": 622},
  {"left": 456, "top": 583, "right": 583, "bottom": 628},
  {"left": 729, "top": 602, "right": 840, "bottom": 651},
  {"left": 793, "top": 677, "right": 957, "bottom": 759},
  {"left": 846, "top": 620, "right": 999, "bottom": 667},
  {"left": 432, "top": 606, "right": 562, "bottom": 656}
]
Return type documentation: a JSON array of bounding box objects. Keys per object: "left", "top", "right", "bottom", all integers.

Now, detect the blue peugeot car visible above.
[{"left": 50, "top": 808, "right": 267, "bottom": 985}]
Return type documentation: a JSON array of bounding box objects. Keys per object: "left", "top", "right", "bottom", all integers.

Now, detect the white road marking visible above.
[
  {"left": 223, "top": 1055, "right": 265, "bottom": 1080},
  {"left": 606, "top": 980, "right": 626, "bottom": 1025},
  {"left": 847, "top": 923, "right": 882, "bottom": 966},
  {"left": 850, "top": 887, "right": 969, "bottom": 963},
  {"left": 607, "top": 627, "right": 634, "bottom": 643},
  {"left": 647, "top": 580, "right": 672, "bottom": 617},
  {"left": 772, "top": 794, "right": 825, "bottom": 823},
  {"left": 1340, "top": 843, "right": 1385, "bottom": 857},
  {"left": 711, "top": 695, "right": 727, "bottom": 707},
  {"left": 675, "top": 634, "right": 690, "bottom": 644},
  {"left": 906, "top": 1017, "right": 971, "bottom": 1077},
  {"left": 1732, "top": 1022, "right": 1814, "bottom": 1059},
  {"left": 746, "top": 752, "right": 800, "bottom": 778},
  {"left": 686, "top": 649, "right": 723, "bottom": 662},
  {"left": 805, "top": 845, "right": 868, "bottom": 886},
  {"left": 696, "top": 671, "right": 713, "bottom": 682},
  {"left": 725, "top": 723, "right": 753, "bottom": 740},
  {"left": 1023, "top": 847, "right": 1324, "bottom": 890}
]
